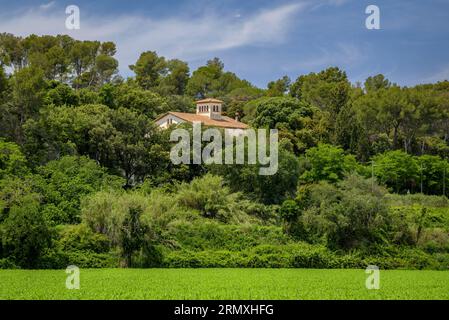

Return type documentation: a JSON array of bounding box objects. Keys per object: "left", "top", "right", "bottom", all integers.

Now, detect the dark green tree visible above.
[{"left": 1, "top": 195, "right": 51, "bottom": 268}]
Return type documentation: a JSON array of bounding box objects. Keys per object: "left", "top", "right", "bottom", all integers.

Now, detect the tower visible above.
[{"left": 196, "top": 98, "right": 223, "bottom": 120}]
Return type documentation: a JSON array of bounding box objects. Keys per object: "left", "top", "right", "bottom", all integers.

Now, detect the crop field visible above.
[{"left": 1, "top": 269, "right": 449, "bottom": 300}]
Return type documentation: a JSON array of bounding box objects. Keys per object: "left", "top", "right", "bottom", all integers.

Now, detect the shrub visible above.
[
  {"left": 0, "top": 258, "right": 19, "bottom": 269},
  {"left": 81, "top": 191, "right": 158, "bottom": 267},
  {"left": 1, "top": 195, "right": 52, "bottom": 268},
  {"left": 37, "top": 249, "right": 118, "bottom": 269},
  {"left": 161, "top": 244, "right": 366, "bottom": 269},
  {"left": 297, "top": 175, "right": 391, "bottom": 250},
  {"left": 211, "top": 146, "right": 301, "bottom": 205},
  {"left": 372, "top": 150, "right": 419, "bottom": 194},
  {"left": 0, "top": 139, "right": 29, "bottom": 179},
  {"left": 35, "top": 156, "right": 124, "bottom": 224},
  {"left": 300, "top": 144, "right": 357, "bottom": 184},
  {"left": 56, "top": 224, "right": 110, "bottom": 253},
  {"left": 417, "top": 228, "right": 449, "bottom": 253},
  {"left": 176, "top": 174, "right": 249, "bottom": 223}
]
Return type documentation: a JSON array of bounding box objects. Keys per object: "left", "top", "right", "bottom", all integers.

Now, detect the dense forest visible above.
[{"left": 1, "top": 33, "right": 449, "bottom": 270}]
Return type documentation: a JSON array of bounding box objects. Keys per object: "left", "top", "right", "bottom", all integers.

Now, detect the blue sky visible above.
[{"left": 0, "top": 0, "right": 448, "bottom": 88}]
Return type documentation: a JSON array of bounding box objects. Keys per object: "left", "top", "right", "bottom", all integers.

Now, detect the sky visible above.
[{"left": 0, "top": 0, "right": 448, "bottom": 88}]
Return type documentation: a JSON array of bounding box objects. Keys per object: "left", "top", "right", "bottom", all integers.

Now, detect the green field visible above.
[{"left": 1, "top": 269, "right": 449, "bottom": 300}]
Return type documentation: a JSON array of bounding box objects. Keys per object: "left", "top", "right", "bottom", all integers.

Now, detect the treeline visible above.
[{"left": 1, "top": 34, "right": 449, "bottom": 269}]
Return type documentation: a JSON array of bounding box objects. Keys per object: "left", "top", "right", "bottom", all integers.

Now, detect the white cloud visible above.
[
  {"left": 0, "top": 3, "right": 305, "bottom": 75},
  {"left": 39, "top": 1, "right": 55, "bottom": 10},
  {"left": 326, "top": 0, "right": 350, "bottom": 6},
  {"left": 282, "top": 42, "right": 364, "bottom": 72}
]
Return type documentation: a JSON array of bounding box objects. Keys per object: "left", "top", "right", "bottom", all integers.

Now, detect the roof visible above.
[
  {"left": 156, "top": 112, "right": 249, "bottom": 129},
  {"left": 195, "top": 98, "right": 224, "bottom": 104}
]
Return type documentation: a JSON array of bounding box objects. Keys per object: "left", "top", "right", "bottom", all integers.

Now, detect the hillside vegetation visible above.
[{"left": 1, "top": 34, "right": 449, "bottom": 269}]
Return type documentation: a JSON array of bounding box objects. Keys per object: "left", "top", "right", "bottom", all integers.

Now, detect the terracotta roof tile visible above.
[
  {"left": 195, "top": 98, "right": 224, "bottom": 104},
  {"left": 162, "top": 112, "right": 249, "bottom": 129}
]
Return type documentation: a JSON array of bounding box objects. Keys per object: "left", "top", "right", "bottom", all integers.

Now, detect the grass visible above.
[{"left": 1, "top": 268, "right": 449, "bottom": 300}]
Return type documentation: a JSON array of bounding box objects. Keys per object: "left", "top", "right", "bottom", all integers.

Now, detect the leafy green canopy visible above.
[{"left": 300, "top": 144, "right": 358, "bottom": 184}]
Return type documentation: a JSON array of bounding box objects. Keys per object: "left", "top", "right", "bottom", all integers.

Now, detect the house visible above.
[{"left": 155, "top": 98, "right": 248, "bottom": 134}]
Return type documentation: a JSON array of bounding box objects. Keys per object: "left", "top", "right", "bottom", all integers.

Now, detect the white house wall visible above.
[{"left": 156, "top": 114, "right": 185, "bottom": 129}]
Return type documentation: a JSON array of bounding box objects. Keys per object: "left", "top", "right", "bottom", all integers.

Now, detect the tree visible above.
[
  {"left": 0, "top": 139, "right": 29, "bottom": 179},
  {"left": 267, "top": 76, "right": 290, "bottom": 97},
  {"left": 401, "top": 87, "right": 440, "bottom": 153},
  {"left": 10, "top": 66, "right": 47, "bottom": 143},
  {"left": 372, "top": 150, "right": 419, "bottom": 193},
  {"left": 0, "top": 33, "right": 26, "bottom": 71},
  {"left": 0, "top": 66, "right": 8, "bottom": 97},
  {"left": 1, "top": 195, "right": 51, "bottom": 268},
  {"left": 186, "top": 58, "right": 251, "bottom": 98},
  {"left": 157, "top": 59, "right": 190, "bottom": 95},
  {"left": 81, "top": 191, "right": 153, "bottom": 267},
  {"left": 35, "top": 156, "right": 124, "bottom": 224},
  {"left": 44, "top": 81, "right": 80, "bottom": 107},
  {"left": 364, "top": 74, "right": 391, "bottom": 93},
  {"left": 95, "top": 54, "right": 118, "bottom": 85},
  {"left": 113, "top": 83, "right": 170, "bottom": 118},
  {"left": 354, "top": 86, "right": 408, "bottom": 150},
  {"left": 211, "top": 146, "right": 300, "bottom": 204},
  {"left": 290, "top": 67, "right": 351, "bottom": 118},
  {"left": 297, "top": 175, "right": 390, "bottom": 250},
  {"left": 70, "top": 40, "right": 101, "bottom": 88},
  {"left": 417, "top": 155, "right": 449, "bottom": 195},
  {"left": 129, "top": 51, "right": 167, "bottom": 90},
  {"left": 24, "top": 104, "right": 170, "bottom": 186},
  {"left": 44, "top": 46, "right": 70, "bottom": 81},
  {"left": 245, "top": 97, "right": 329, "bottom": 155},
  {"left": 251, "top": 97, "right": 313, "bottom": 129},
  {"left": 121, "top": 205, "right": 147, "bottom": 267},
  {"left": 335, "top": 102, "right": 366, "bottom": 158},
  {"left": 1, "top": 34, "right": 118, "bottom": 87},
  {"left": 223, "top": 86, "right": 265, "bottom": 119},
  {"left": 300, "top": 144, "right": 357, "bottom": 184}
]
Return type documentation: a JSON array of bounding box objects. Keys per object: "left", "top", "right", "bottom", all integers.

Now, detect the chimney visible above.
[{"left": 235, "top": 111, "right": 240, "bottom": 121}]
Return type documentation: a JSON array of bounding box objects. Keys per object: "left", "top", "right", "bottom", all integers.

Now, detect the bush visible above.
[
  {"left": 163, "top": 220, "right": 289, "bottom": 251},
  {"left": 387, "top": 193, "right": 449, "bottom": 208},
  {"left": 176, "top": 174, "right": 246, "bottom": 223},
  {"left": 162, "top": 243, "right": 364, "bottom": 269},
  {"left": 290, "top": 245, "right": 339, "bottom": 268},
  {"left": 1, "top": 196, "right": 52, "bottom": 268},
  {"left": 0, "top": 258, "right": 19, "bottom": 269},
  {"left": 35, "top": 156, "right": 124, "bottom": 224},
  {"left": 372, "top": 150, "right": 419, "bottom": 194},
  {"left": 297, "top": 175, "right": 391, "bottom": 250},
  {"left": 56, "top": 224, "right": 111, "bottom": 253},
  {"left": 37, "top": 249, "right": 118, "bottom": 269},
  {"left": 211, "top": 146, "right": 301, "bottom": 205},
  {"left": 81, "top": 191, "right": 160, "bottom": 267},
  {"left": 418, "top": 228, "right": 449, "bottom": 253},
  {"left": 300, "top": 144, "right": 358, "bottom": 184},
  {"left": 0, "top": 139, "right": 29, "bottom": 179}
]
